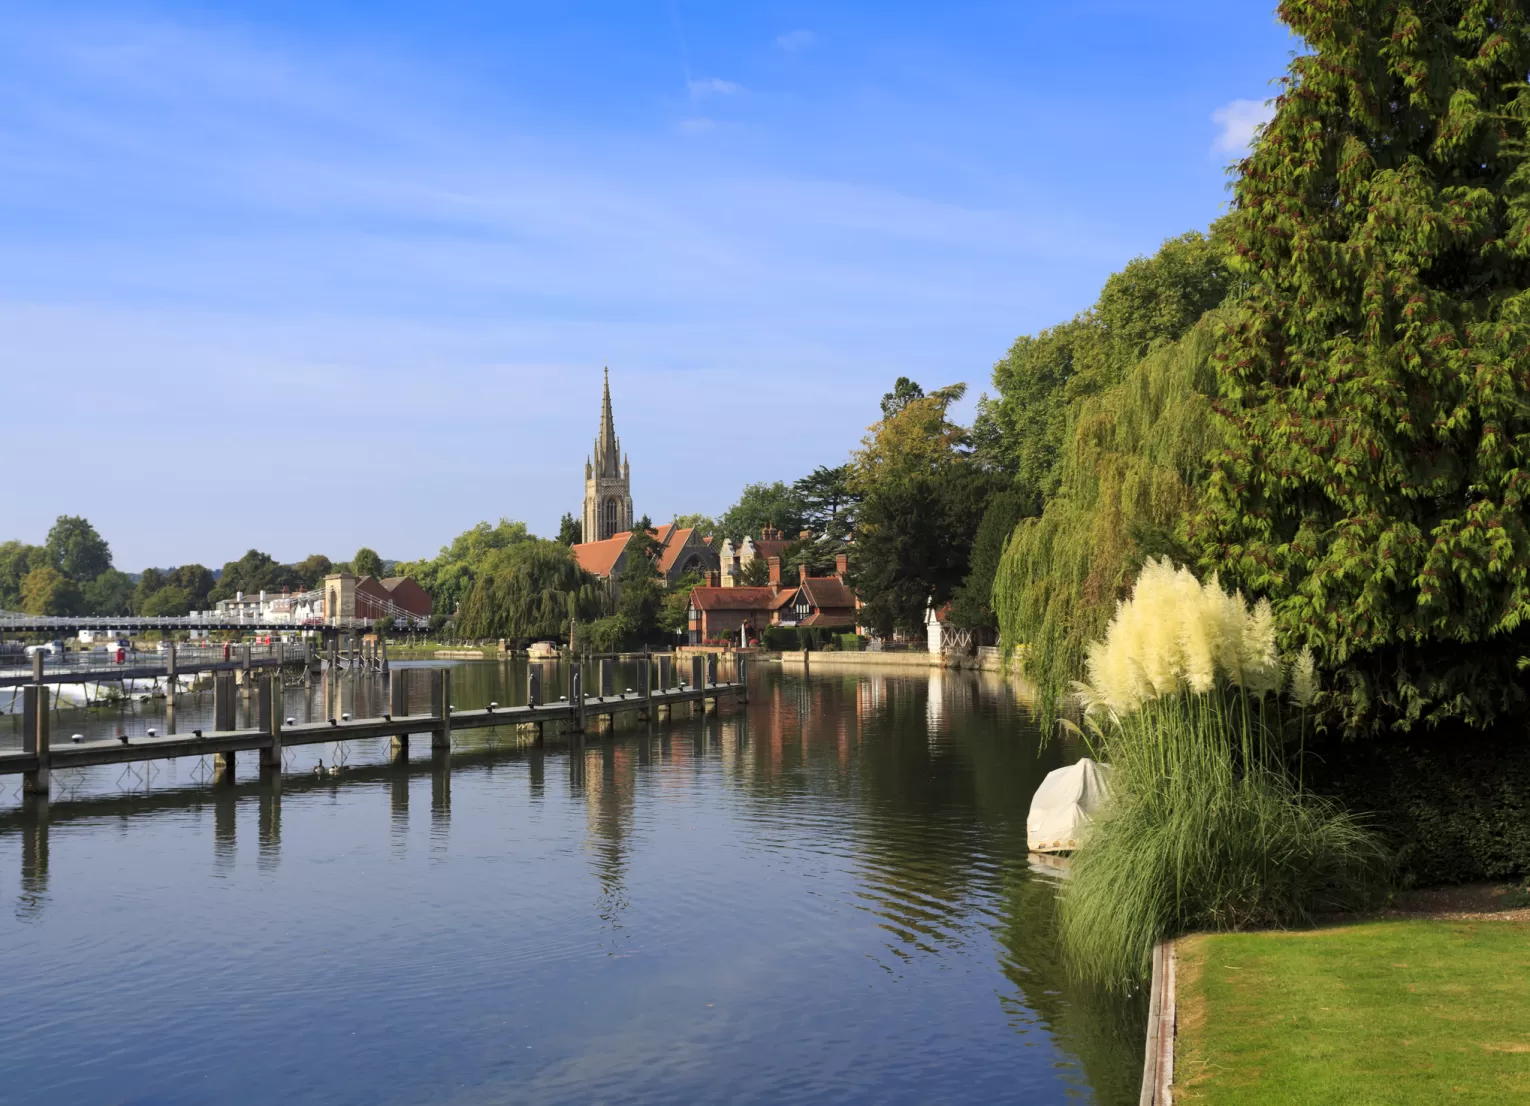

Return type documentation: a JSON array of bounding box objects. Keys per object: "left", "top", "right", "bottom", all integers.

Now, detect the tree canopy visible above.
[
  {"left": 718, "top": 482, "right": 807, "bottom": 542},
  {"left": 1193, "top": 0, "right": 1530, "bottom": 734},
  {"left": 45, "top": 516, "right": 112, "bottom": 583},
  {"left": 454, "top": 539, "right": 603, "bottom": 642}
]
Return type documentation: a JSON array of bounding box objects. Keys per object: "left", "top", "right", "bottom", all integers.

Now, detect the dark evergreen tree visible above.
[{"left": 1194, "top": 0, "right": 1530, "bottom": 733}]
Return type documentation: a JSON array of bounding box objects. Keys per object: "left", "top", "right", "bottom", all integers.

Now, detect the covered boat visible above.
[{"left": 1026, "top": 758, "right": 1112, "bottom": 854}]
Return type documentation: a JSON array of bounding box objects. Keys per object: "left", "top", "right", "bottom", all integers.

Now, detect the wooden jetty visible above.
[{"left": 1, "top": 652, "right": 746, "bottom": 796}]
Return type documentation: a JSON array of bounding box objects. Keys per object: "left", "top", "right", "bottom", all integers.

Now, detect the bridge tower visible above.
[{"left": 323, "top": 572, "right": 358, "bottom": 624}]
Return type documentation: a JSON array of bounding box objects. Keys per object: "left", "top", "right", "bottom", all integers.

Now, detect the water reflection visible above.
[{"left": 0, "top": 660, "right": 1143, "bottom": 1105}]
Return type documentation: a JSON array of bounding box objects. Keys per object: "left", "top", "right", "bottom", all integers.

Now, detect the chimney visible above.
[
  {"left": 768, "top": 555, "right": 781, "bottom": 588},
  {"left": 799, "top": 529, "right": 812, "bottom": 541},
  {"left": 835, "top": 552, "right": 849, "bottom": 578},
  {"left": 706, "top": 570, "right": 720, "bottom": 588}
]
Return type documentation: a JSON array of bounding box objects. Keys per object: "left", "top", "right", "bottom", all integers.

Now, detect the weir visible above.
[{"left": 0, "top": 656, "right": 747, "bottom": 796}]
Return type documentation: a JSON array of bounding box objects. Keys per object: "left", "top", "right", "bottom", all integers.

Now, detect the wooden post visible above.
[
  {"left": 380, "top": 635, "right": 389, "bottom": 675},
  {"left": 691, "top": 655, "right": 705, "bottom": 712},
  {"left": 642, "top": 657, "right": 652, "bottom": 722},
  {"left": 737, "top": 655, "right": 748, "bottom": 703},
  {"left": 599, "top": 657, "right": 614, "bottom": 699},
  {"left": 212, "top": 670, "right": 236, "bottom": 781},
  {"left": 259, "top": 674, "right": 282, "bottom": 773},
  {"left": 571, "top": 667, "right": 585, "bottom": 733},
  {"left": 22, "top": 684, "right": 49, "bottom": 795},
  {"left": 166, "top": 640, "right": 178, "bottom": 698},
  {"left": 390, "top": 669, "right": 409, "bottom": 761},
  {"left": 528, "top": 664, "right": 542, "bottom": 708},
  {"left": 430, "top": 668, "right": 451, "bottom": 752}
]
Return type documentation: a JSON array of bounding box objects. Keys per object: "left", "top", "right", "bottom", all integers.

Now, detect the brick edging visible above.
[{"left": 1140, "top": 939, "right": 1176, "bottom": 1105}]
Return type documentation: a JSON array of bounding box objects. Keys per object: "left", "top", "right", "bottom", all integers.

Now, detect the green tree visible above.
[
  {"left": 852, "top": 465, "right": 1003, "bottom": 636},
  {"left": 792, "top": 465, "right": 860, "bottom": 540},
  {"left": 131, "top": 567, "right": 166, "bottom": 613},
  {"left": 557, "top": 513, "right": 582, "bottom": 545},
  {"left": 45, "top": 515, "right": 112, "bottom": 582},
  {"left": 718, "top": 482, "right": 808, "bottom": 542},
  {"left": 947, "top": 488, "right": 1038, "bottom": 633},
  {"left": 0, "top": 542, "right": 44, "bottom": 610},
  {"left": 394, "top": 518, "right": 533, "bottom": 615},
  {"left": 995, "top": 326, "right": 1224, "bottom": 719},
  {"left": 84, "top": 569, "right": 135, "bottom": 616},
  {"left": 670, "top": 513, "right": 715, "bottom": 535},
  {"left": 139, "top": 585, "right": 192, "bottom": 617},
  {"left": 974, "top": 230, "right": 1230, "bottom": 499},
  {"left": 1192, "top": 0, "right": 1530, "bottom": 734},
  {"left": 20, "top": 566, "right": 81, "bottom": 616},
  {"left": 353, "top": 547, "right": 383, "bottom": 578},
  {"left": 455, "top": 540, "right": 603, "bottom": 641},
  {"left": 880, "top": 376, "right": 925, "bottom": 418},
  {"left": 210, "top": 549, "right": 301, "bottom": 602},
  {"left": 614, "top": 517, "right": 667, "bottom": 647},
  {"left": 165, "top": 564, "right": 215, "bottom": 608},
  {"left": 292, "top": 555, "right": 332, "bottom": 589}
]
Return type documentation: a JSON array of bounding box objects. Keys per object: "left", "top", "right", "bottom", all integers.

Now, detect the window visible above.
[{"left": 603, "top": 497, "right": 619, "bottom": 539}]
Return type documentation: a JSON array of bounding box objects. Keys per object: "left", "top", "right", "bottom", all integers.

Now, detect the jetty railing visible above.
[{"left": 0, "top": 654, "right": 748, "bottom": 797}]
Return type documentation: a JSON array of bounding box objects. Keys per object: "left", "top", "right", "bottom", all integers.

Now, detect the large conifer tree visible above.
[{"left": 1196, "top": 1, "right": 1530, "bottom": 732}]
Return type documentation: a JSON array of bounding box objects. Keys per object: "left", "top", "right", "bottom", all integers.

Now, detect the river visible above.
[{"left": 0, "top": 658, "right": 1144, "bottom": 1104}]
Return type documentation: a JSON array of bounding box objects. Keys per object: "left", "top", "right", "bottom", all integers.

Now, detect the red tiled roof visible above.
[
  {"left": 768, "top": 588, "right": 798, "bottom": 610},
  {"left": 655, "top": 527, "right": 698, "bottom": 575},
  {"left": 801, "top": 611, "right": 857, "bottom": 627},
  {"left": 572, "top": 533, "right": 631, "bottom": 577},
  {"left": 799, "top": 576, "right": 856, "bottom": 611},
  {"left": 689, "top": 586, "right": 777, "bottom": 611}
]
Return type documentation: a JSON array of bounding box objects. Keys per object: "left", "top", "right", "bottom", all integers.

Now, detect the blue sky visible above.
[{"left": 0, "top": 1, "right": 1295, "bottom": 571}]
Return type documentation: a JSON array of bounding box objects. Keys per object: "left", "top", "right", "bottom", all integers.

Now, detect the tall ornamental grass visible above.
[{"left": 1059, "top": 559, "right": 1388, "bottom": 990}]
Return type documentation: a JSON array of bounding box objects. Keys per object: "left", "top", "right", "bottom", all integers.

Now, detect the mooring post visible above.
[
  {"left": 599, "top": 657, "right": 614, "bottom": 700},
  {"left": 32, "top": 650, "right": 43, "bottom": 685},
  {"left": 389, "top": 668, "right": 409, "bottom": 762},
  {"left": 380, "top": 635, "right": 389, "bottom": 675},
  {"left": 242, "top": 643, "right": 253, "bottom": 692},
  {"left": 212, "top": 670, "right": 237, "bottom": 782},
  {"left": 166, "top": 640, "right": 178, "bottom": 699},
  {"left": 528, "top": 664, "right": 544, "bottom": 745},
  {"left": 641, "top": 656, "right": 652, "bottom": 722},
  {"left": 705, "top": 653, "right": 719, "bottom": 712},
  {"left": 22, "top": 683, "right": 50, "bottom": 795},
  {"left": 737, "top": 655, "right": 748, "bottom": 704},
  {"left": 258, "top": 674, "right": 282, "bottom": 774},
  {"left": 691, "top": 654, "right": 705, "bottom": 714},
  {"left": 571, "top": 667, "right": 585, "bottom": 734},
  {"left": 430, "top": 668, "right": 452, "bottom": 752}
]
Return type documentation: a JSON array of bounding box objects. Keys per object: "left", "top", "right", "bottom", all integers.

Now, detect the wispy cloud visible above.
[
  {"left": 687, "top": 77, "right": 738, "bottom": 100},
  {"left": 775, "top": 29, "right": 815, "bottom": 52},
  {"left": 1210, "top": 98, "right": 1274, "bottom": 155}
]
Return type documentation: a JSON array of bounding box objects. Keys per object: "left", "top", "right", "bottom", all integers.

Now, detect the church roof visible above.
[
  {"left": 655, "top": 526, "right": 701, "bottom": 575},
  {"left": 571, "top": 532, "right": 631, "bottom": 577}
]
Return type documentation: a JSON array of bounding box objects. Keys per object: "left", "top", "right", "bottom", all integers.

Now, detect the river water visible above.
[{"left": 0, "top": 659, "right": 1144, "bottom": 1104}]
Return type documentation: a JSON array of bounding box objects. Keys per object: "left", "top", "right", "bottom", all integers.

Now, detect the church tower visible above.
[{"left": 582, "top": 368, "right": 634, "bottom": 541}]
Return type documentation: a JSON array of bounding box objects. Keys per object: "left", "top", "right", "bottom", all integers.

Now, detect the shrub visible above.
[{"left": 1060, "top": 560, "right": 1388, "bottom": 989}]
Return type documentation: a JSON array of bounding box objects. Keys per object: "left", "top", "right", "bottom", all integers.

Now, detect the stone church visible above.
[
  {"left": 571, "top": 369, "right": 719, "bottom": 586},
  {"left": 582, "top": 367, "right": 634, "bottom": 542}
]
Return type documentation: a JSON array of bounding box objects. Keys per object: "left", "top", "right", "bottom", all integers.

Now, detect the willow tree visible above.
[
  {"left": 455, "top": 540, "right": 604, "bottom": 642},
  {"left": 1194, "top": 0, "right": 1530, "bottom": 733},
  {"left": 995, "top": 325, "right": 1226, "bottom": 717}
]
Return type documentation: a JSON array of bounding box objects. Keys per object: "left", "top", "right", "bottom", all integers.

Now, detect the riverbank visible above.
[
  {"left": 1173, "top": 902, "right": 1530, "bottom": 1103},
  {"left": 777, "top": 647, "right": 1028, "bottom": 677}
]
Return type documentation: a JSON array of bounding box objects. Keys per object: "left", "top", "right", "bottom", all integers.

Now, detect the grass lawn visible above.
[{"left": 1176, "top": 918, "right": 1530, "bottom": 1105}]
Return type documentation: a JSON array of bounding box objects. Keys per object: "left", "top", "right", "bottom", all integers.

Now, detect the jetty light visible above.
[
  {"left": 71, "top": 734, "right": 83, "bottom": 743},
  {"left": 341, "top": 712, "right": 351, "bottom": 721},
  {"left": 146, "top": 728, "right": 157, "bottom": 738}
]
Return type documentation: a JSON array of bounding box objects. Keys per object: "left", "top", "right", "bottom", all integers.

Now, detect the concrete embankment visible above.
[{"left": 777, "top": 648, "right": 1028, "bottom": 677}]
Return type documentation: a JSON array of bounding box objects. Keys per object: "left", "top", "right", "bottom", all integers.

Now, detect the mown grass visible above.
[{"left": 1176, "top": 919, "right": 1530, "bottom": 1105}]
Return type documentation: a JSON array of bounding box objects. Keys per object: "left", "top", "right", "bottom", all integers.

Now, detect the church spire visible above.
[{"left": 595, "top": 365, "right": 620, "bottom": 477}]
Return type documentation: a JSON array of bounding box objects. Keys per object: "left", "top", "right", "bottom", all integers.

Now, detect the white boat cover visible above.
[{"left": 1026, "top": 758, "right": 1112, "bottom": 853}]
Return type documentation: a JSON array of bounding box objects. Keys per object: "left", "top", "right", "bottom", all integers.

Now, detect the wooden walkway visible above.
[{"left": 2, "top": 656, "right": 747, "bottom": 794}]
